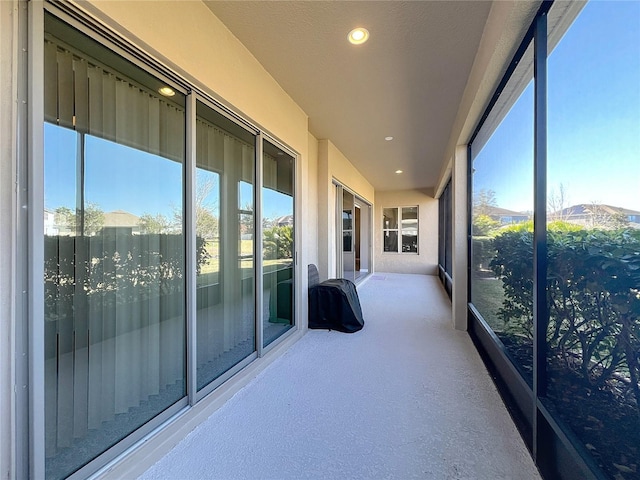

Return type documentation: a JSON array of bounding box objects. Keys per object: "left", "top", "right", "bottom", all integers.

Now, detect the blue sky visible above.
[
  {"left": 45, "top": 125, "right": 183, "bottom": 217},
  {"left": 473, "top": 0, "right": 640, "bottom": 212},
  {"left": 45, "top": 125, "right": 293, "bottom": 221}
]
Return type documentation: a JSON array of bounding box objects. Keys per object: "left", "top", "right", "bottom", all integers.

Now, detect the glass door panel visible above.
[
  {"left": 44, "top": 14, "right": 186, "bottom": 478},
  {"left": 342, "top": 190, "right": 355, "bottom": 282},
  {"left": 262, "top": 140, "right": 295, "bottom": 347},
  {"left": 195, "top": 101, "right": 256, "bottom": 391}
]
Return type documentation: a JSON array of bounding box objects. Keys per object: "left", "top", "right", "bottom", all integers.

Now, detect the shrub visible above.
[
  {"left": 472, "top": 214, "right": 500, "bottom": 236},
  {"left": 489, "top": 226, "right": 640, "bottom": 413},
  {"left": 263, "top": 225, "right": 293, "bottom": 260},
  {"left": 472, "top": 236, "right": 495, "bottom": 272}
]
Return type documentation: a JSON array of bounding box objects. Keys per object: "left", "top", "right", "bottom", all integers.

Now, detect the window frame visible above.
[{"left": 382, "top": 206, "right": 419, "bottom": 254}]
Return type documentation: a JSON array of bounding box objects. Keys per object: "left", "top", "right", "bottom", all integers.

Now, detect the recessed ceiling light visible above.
[
  {"left": 395, "top": 170, "right": 403, "bottom": 174},
  {"left": 158, "top": 86, "right": 176, "bottom": 97},
  {"left": 385, "top": 136, "right": 394, "bottom": 141},
  {"left": 348, "top": 27, "right": 369, "bottom": 45}
]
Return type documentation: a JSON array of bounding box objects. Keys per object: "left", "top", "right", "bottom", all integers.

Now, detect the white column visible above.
[{"left": 452, "top": 145, "right": 468, "bottom": 331}]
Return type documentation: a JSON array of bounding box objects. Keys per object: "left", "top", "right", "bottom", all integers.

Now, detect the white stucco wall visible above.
[
  {"left": 301, "top": 132, "right": 319, "bottom": 330},
  {"left": 452, "top": 147, "right": 468, "bottom": 331},
  {"left": 374, "top": 189, "right": 438, "bottom": 275}
]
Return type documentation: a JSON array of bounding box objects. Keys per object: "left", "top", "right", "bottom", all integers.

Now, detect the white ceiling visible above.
[{"left": 204, "top": 1, "right": 493, "bottom": 192}]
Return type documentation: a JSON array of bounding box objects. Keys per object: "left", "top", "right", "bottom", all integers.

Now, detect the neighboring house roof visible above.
[
  {"left": 554, "top": 204, "right": 640, "bottom": 219},
  {"left": 103, "top": 210, "right": 140, "bottom": 228},
  {"left": 483, "top": 206, "right": 530, "bottom": 223},
  {"left": 485, "top": 206, "right": 529, "bottom": 217},
  {"left": 275, "top": 214, "right": 293, "bottom": 226}
]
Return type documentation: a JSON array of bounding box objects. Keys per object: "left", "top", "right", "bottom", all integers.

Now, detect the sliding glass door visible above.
[
  {"left": 342, "top": 189, "right": 355, "bottom": 283},
  {"left": 262, "top": 140, "right": 295, "bottom": 347},
  {"left": 195, "top": 101, "right": 256, "bottom": 391},
  {"left": 39, "top": 7, "right": 301, "bottom": 478},
  {"left": 44, "top": 14, "right": 186, "bottom": 479},
  {"left": 334, "top": 183, "right": 371, "bottom": 282}
]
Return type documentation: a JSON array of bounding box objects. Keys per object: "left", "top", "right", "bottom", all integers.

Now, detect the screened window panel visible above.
[
  {"left": 470, "top": 40, "right": 535, "bottom": 387},
  {"left": 544, "top": 2, "right": 640, "bottom": 476}
]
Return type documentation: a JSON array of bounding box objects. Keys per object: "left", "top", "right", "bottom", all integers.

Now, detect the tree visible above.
[
  {"left": 138, "top": 213, "right": 172, "bottom": 234},
  {"left": 196, "top": 209, "right": 218, "bottom": 240},
  {"left": 54, "top": 203, "right": 104, "bottom": 236},
  {"left": 473, "top": 188, "right": 497, "bottom": 217},
  {"left": 54, "top": 206, "right": 75, "bottom": 233},
  {"left": 587, "top": 203, "right": 629, "bottom": 230},
  {"left": 173, "top": 175, "right": 219, "bottom": 239},
  {"left": 84, "top": 204, "right": 105, "bottom": 235},
  {"left": 472, "top": 214, "right": 500, "bottom": 236},
  {"left": 239, "top": 203, "right": 253, "bottom": 236},
  {"left": 548, "top": 183, "right": 572, "bottom": 221},
  {"left": 263, "top": 225, "right": 293, "bottom": 260}
]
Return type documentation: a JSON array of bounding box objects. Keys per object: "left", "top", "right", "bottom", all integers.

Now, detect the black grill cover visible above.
[{"left": 308, "top": 278, "right": 364, "bottom": 333}]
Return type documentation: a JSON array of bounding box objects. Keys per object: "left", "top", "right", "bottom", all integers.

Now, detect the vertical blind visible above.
[
  {"left": 195, "top": 115, "right": 256, "bottom": 390},
  {"left": 44, "top": 31, "right": 185, "bottom": 476},
  {"left": 44, "top": 38, "right": 184, "bottom": 162}
]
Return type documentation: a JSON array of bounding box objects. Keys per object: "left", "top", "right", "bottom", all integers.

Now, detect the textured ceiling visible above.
[{"left": 204, "top": 1, "right": 493, "bottom": 192}]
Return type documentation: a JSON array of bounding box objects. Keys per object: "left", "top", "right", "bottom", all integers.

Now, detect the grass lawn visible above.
[{"left": 198, "top": 240, "right": 292, "bottom": 283}]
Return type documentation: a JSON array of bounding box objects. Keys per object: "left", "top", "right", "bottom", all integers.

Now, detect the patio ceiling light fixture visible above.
[
  {"left": 395, "top": 170, "right": 403, "bottom": 174},
  {"left": 348, "top": 27, "right": 369, "bottom": 45},
  {"left": 158, "top": 86, "right": 176, "bottom": 97}
]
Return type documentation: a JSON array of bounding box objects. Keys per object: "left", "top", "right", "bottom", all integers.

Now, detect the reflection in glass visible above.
[
  {"left": 384, "top": 231, "right": 398, "bottom": 253},
  {"left": 442, "top": 182, "right": 453, "bottom": 277},
  {"left": 470, "top": 42, "right": 534, "bottom": 386},
  {"left": 44, "top": 14, "right": 185, "bottom": 478},
  {"left": 342, "top": 190, "right": 355, "bottom": 281},
  {"left": 383, "top": 208, "right": 399, "bottom": 253},
  {"left": 343, "top": 211, "right": 353, "bottom": 231},
  {"left": 383, "top": 208, "right": 398, "bottom": 229},
  {"left": 195, "top": 102, "right": 256, "bottom": 390},
  {"left": 401, "top": 207, "right": 418, "bottom": 253},
  {"left": 343, "top": 231, "right": 353, "bottom": 252},
  {"left": 546, "top": 2, "right": 640, "bottom": 477},
  {"left": 262, "top": 140, "right": 295, "bottom": 347}
]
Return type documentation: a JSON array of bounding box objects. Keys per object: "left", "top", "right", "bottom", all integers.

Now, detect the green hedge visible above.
[
  {"left": 45, "top": 233, "right": 208, "bottom": 316},
  {"left": 472, "top": 236, "right": 495, "bottom": 272},
  {"left": 489, "top": 227, "right": 640, "bottom": 412}
]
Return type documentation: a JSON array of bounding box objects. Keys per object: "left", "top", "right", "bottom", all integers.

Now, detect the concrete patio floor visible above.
[{"left": 138, "top": 273, "right": 540, "bottom": 480}]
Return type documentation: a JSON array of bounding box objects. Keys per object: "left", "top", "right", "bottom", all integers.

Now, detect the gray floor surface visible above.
[{"left": 139, "top": 273, "right": 540, "bottom": 480}]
